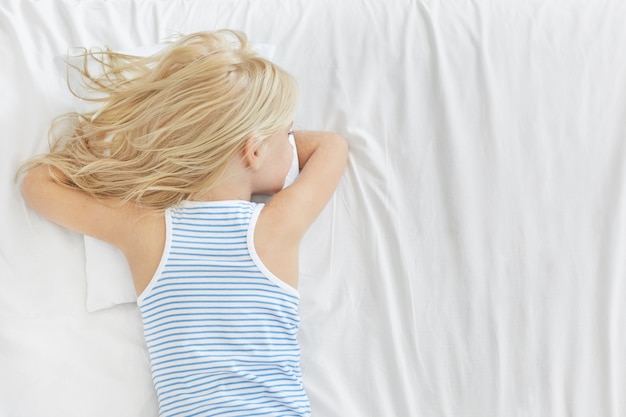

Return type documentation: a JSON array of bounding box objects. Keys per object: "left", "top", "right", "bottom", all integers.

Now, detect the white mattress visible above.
[{"left": 3, "top": 1, "right": 626, "bottom": 416}]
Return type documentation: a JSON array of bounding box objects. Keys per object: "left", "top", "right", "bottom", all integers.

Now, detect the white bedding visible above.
[{"left": 3, "top": 1, "right": 626, "bottom": 416}]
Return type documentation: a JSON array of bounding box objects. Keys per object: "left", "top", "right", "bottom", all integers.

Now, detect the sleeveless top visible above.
[{"left": 137, "top": 200, "right": 311, "bottom": 417}]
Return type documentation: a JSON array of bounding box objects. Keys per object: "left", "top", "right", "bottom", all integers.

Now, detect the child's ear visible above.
[{"left": 242, "top": 136, "right": 263, "bottom": 170}]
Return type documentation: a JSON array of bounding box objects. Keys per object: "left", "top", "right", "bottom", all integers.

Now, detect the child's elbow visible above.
[
  {"left": 20, "top": 169, "right": 40, "bottom": 207},
  {"left": 331, "top": 133, "right": 349, "bottom": 164},
  {"left": 20, "top": 166, "right": 52, "bottom": 210}
]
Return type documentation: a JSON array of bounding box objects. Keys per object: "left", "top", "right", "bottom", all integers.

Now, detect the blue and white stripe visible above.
[{"left": 137, "top": 200, "right": 311, "bottom": 417}]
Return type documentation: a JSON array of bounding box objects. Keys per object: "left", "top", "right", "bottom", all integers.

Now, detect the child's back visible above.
[{"left": 139, "top": 200, "right": 309, "bottom": 416}]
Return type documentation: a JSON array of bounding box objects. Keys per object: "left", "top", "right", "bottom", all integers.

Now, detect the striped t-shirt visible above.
[{"left": 137, "top": 200, "right": 311, "bottom": 417}]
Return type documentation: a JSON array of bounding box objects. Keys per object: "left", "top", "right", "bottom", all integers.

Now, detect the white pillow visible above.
[{"left": 54, "top": 40, "right": 298, "bottom": 312}]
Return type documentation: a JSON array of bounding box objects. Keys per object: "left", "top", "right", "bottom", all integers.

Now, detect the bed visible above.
[{"left": 3, "top": 0, "right": 626, "bottom": 416}]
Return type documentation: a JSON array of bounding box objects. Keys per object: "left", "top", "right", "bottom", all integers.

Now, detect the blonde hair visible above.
[{"left": 21, "top": 30, "right": 299, "bottom": 210}]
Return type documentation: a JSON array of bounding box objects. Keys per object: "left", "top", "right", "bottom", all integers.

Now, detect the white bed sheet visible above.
[{"left": 3, "top": 1, "right": 626, "bottom": 416}]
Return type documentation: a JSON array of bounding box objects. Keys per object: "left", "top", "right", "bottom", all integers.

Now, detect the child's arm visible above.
[
  {"left": 20, "top": 166, "right": 136, "bottom": 247},
  {"left": 262, "top": 130, "right": 348, "bottom": 238},
  {"left": 288, "top": 130, "right": 349, "bottom": 232}
]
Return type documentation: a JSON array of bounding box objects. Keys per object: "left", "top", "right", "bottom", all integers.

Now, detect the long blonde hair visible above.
[{"left": 21, "top": 30, "right": 299, "bottom": 210}]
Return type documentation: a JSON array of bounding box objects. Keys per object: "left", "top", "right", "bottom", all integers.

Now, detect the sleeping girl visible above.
[{"left": 18, "top": 29, "right": 348, "bottom": 417}]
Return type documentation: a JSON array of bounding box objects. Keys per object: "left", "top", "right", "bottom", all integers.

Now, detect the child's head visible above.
[{"left": 26, "top": 30, "right": 299, "bottom": 209}]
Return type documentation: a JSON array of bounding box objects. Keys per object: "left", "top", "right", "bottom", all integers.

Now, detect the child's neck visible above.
[
  {"left": 190, "top": 158, "right": 253, "bottom": 202},
  {"left": 190, "top": 188, "right": 252, "bottom": 202}
]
